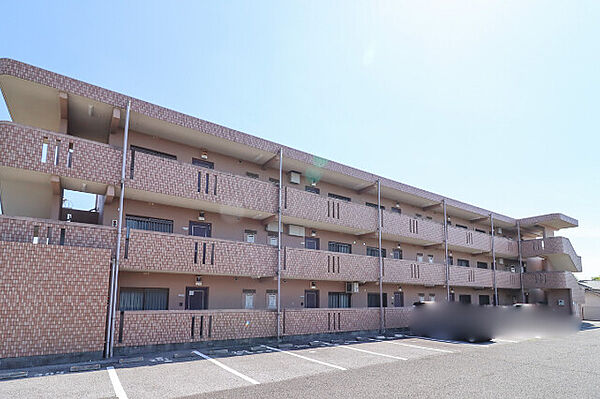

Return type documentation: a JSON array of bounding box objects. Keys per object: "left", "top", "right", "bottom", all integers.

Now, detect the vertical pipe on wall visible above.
[
  {"left": 107, "top": 100, "right": 131, "bottom": 357},
  {"left": 377, "top": 180, "right": 384, "bottom": 333},
  {"left": 277, "top": 148, "right": 283, "bottom": 341},
  {"left": 517, "top": 220, "right": 525, "bottom": 303},
  {"left": 443, "top": 199, "right": 450, "bottom": 302},
  {"left": 490, "top": 213, "right": 498, "bottom": 306}
]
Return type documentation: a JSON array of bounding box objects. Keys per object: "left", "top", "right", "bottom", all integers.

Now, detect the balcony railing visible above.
[
  {"left": 521, "top": 237, "right": 582, "bottom": 272},
  {"left": 382, "top": 210, "right": 444, "bottom": 245},
  {"left": 121, "top": 229, "right": 278, "bottom": 278},
  {"left": 127, "top": 150, "right": 278, "bottom": 215},
  {"left": 494, "top": 236, "right": 519, "bottom": 258},
  {"left": 496, "top": 270, "right": 522, "bottom": 289},
  {"left": 522, "top": 271, "right": 578, "bottom": 290},
  {"left": 382, "top": 258, "right": 446, "bottom": 285},
  {"left": 449, "top": 265, "right": 493, "bottom": 287},
  {"left": 283, "top": 247, "right": 378, "bottom": 281},
  {"left": 0, "top": 122, "right": 121, "bottom": 186},
  {"left": 447, "top": 225, "right": 491, "bottom": 253}
]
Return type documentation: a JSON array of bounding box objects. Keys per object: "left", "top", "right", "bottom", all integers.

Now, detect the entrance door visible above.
[
  {"left": 394, "top": 292, "right": 404, "bottom": 307},
  {"left": 304, "top": 290, "right": 319, "bottom": 308},
  {"left": 186, "top": 287, "right": 208, "bottom": 310},
  {"left": 189, "top": 222, "right": 212, "bottom": 237}
]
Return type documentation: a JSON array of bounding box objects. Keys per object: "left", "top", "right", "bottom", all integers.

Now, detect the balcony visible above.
[
  {"left": 448, "top": 265, "right": 493, "bottom": 288},
  {"left": 382, "top": 210, "right": 444, "bottom": 245},
  {"left": 121, "top": 229, "right": 278, "bottom": 278},
  {"left": 382, "top": 258, "right": 446, "bottom": 286},
  {"left": 496, "top": 270, "right": 522, "bottom": 289},
  {"left": 127, "top": 150, "right": 278, "bottom": 217},
  {"left": 283, "top": 247, "right": 378, "bottom": 282},
  {"left": 521, "top": 237, "right": 582, "bottom": 272},
  {"left": 494, "top": 236, "right": 519, "bottom": 258},
  {"left": 447, "top": 226, "right": 491, "bottom": 253},
  {"left": 283, "top": 186, "right": 377, "bottom": 233},
  {"left": 522, "top": 271, "right": 579, "bottom": 290},
  {"left": 0, "top": 214, "right": 116, "bottom": 251},
  {"left": 0, "top": 122, "right": 121, "bottom": 188}
]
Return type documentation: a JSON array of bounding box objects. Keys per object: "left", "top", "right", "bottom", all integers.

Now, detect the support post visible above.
[
  {"left": 443, "top": 199, "right": 450, "bottom": 301},
  {"left": 377, "top": 180, "right": 384, "bottom": 333},
  {"left": 277, "top": 148, "right": 283, "bottom": 341},
  {"left": 107, "top": 100, "right": 131, "bottom": 357},
  {"left": 490, "top": 213, "right": 498, "bottom": 306},
  {"left": 517, "top": 220, "right": 525, "bottom": 303}
]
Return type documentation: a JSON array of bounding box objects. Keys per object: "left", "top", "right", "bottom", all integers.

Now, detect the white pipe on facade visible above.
[
  {"left": 277, "top": 148, "right": 283, "bottom": 340},
  {"left": 517, "top": 220, "right": 525, "bottom": 303},
  {"left": 104, "top": 258, "right": 116, "bottom": 357},
  {"left": 108, "top": 100, "right": 131, "bottom": 357},
  {"left": 490, "top": 213, "right": 498, "bottom": 306},
  {"left": 377, "top": 180, "right": 384, "bottom": 333},
  {"left": 443, "top": 199, "right": 450, "bottom": 302}
]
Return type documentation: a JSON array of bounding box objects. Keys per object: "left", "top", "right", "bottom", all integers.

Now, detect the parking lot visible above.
[{"left": 2, "top": 323, "right": 599, "bottom": 398}]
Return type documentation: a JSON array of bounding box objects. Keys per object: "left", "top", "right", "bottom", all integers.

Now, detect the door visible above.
[
  {"left": 479, "top": 295, "right": 490, "bottom": 305},
  {"left": 243, "top": 290, "right": 255, "bottom": 309},
  {"left": 189, "top": 222, "right": 212, "bottom": 237},
  {"left": 186, "top": 287, "right": 208, "bottom": 310},
  {"left": 394, "top": 292, "right": 404, "bottom": 307},
  {"left": 459, "top": 294, "right": 472, "bottom": 304},
  {"left": 304, "top": 290, "right": 319, "bottom": 308}
]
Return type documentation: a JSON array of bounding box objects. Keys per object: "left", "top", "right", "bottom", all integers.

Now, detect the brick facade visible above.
[
  {"left": 0, "top": 242, "right": 111, "bottom": 359},
  {"left": 382, "top": 259, "right": 446, "bottom": 285},
  {"left": 121, "top": 229, "right": 277, "bottom": 277}
]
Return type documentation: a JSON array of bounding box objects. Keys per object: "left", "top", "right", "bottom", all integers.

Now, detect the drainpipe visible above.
[
  {"left": 517, "top": 220, "right": 525, "bottom": 303},
  {"left": 107, "top": 100, "right": 131, "bottom": 357},
  {"left": 277, "top": 148, "right": 283, "bottom": 341},
  {"left": 490, "top": 213, "right": 498, "bottom": 306},
  {"left": 443, "top": 199, "right": 449, "bottom": 302},
  {"left": 377, "top": 180, "right": 384, "bottom": 333},
  {"left": 104, "top": 257, "right": 116, "bottom": 357}
]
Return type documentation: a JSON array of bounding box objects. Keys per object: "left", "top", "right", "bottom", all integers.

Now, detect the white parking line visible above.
[
  {"left": 192, "top": 350, "right": 260, "bottom": 385},
  {"left": 106, "top": 367, "right": 128, "bottom": 399},
  {"left": 405, "top": 335, "right": 490, "bottom": 347},
  {"left": 334, "top": 344, "right": 407, "bottom": 360},
  {"left": 369, "top": 339, "right": 455, "bottom": 353},
  {"left": 262, "top": 345, "right": 347, "bottom": 370}
]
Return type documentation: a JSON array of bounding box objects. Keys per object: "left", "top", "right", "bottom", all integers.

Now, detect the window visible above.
[
  {"left": 391, "top": 207, "right": 401, "bottom": 214},
  {"left": 304, "top": 237, "right": 320, "bottom": 250},
  {"left": 244, "top": 230, "right": 257, "bottom": 243},
  {"left": 126, "top": 215, "right": 174, "bottom": 233},
  {"left": 418, "top": 293, "right": 425, "bottom": 302},
  {"left": 477, "top": 261, "right": 488, "bottom": 269},
  {"left": 429, "top": 294, "right": 436, "bottom": 302},
  {"left": 328, "top": 292, "right": 351, "bottom": 308},
  {"left": 119, "top": 288, "right": 168, "bottom": 311},
  {"left": 41, "top": 137, "right": 49, "bottom": 162},
  {"left": 328, "top": 241, "right": 352, "bottom": 254},
  {"left": 243, "top": 290, "right": 255, "bottom": 309},
  {"left": 459, "top": 294, "right": 472, "bottom": 304},
  {"left": 427, "top": 255, "right": 434, "bottom": 263},
  {"left": 268, "top": 233, "right": 278, "bottom": 246},
  {"left": 328, "top": 193, "right": 351, "bottom": 202},
  {"left": 365, "top": 202, "right": 385, "bottom": 210},
  {"left": 456, "top": 224, "right": 468, "bottom": 229},
  {"left": 246, "top": 172, "right": 259, "bottom": 179},
  {"left": 305, "top": 185, "right": 320, "bottom": 194},
  {"left": 392, "top": 249, "right": 403, "bottom": 260},
  {"left": 366, "top": 247, "right": 386, "bottom": 257},
  {"left": 192, "top": 158, "right": 214, "bottom": 169},
  {"left": 457, "top": 259, "right": 470, "bottom": 267},
  {"left": 266, "top": 290, "right": 278, "bottom": 310},
  {"left": 479, "top": 295, "right": 490, "bottom": 305},
  {"left": 416, "top": 253, "right": 424, "bottom": 262},
  {"left": 269, "top": 178, "right": 280, "bottom": 186},
  {"left": 475, "top": 229, "right": 487, "bottom": 234},
  {"left": 131, "top": 145, "right": 176, "bottom": 160},
  {"left": 367, "top": 293, "right": 387, "bottom": 307}
]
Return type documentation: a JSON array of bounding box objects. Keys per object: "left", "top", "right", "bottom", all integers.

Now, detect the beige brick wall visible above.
[
  {"left": 121, "top": 229, "right": 277, "bottom": 277},
  {"left": 0, "top": 122, "right": 121, "bottom": 186},
  {"left": 0, "top": 242, "right": 111, "bottom": 359}
]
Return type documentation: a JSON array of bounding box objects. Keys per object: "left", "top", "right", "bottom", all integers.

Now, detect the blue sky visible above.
[{"left": 1, "top": 1, "right": 598, "bottom": 278}]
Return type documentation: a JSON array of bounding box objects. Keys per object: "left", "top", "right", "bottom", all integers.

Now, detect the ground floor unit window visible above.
[
  {"left": 120, "top": 288, "right": 168, "bottom": 311},
  {"left": 367, "top": 293, "right": 388, "bottom": 307},
  {"left": 328, "top": 292, "right": 351, "bottom": 308}
]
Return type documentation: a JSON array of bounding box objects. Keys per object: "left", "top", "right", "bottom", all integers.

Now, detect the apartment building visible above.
[{"left": 0, "top": 59, "right": 584, "bottom": 362}]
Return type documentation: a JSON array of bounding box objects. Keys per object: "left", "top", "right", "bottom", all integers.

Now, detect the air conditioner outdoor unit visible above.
[
  {"left": 497, "top": 227, "right": 503, "bottom": 234},
  {"left": 498, "top": 258, "right": 504, "bottom": 265},
  {"left": 288, "top": 224, "right": 305, "bottom": 237},
  {"left": 288, "top": 171, "right": 301, "bottom": 185},
  {"left": 345, "top": 282, "right": 359, "bottom": 293}
]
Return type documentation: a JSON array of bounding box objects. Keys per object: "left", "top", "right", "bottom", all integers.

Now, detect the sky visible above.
[{"left": 1, "top": 1, "right": 598, "bottom": 278}]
